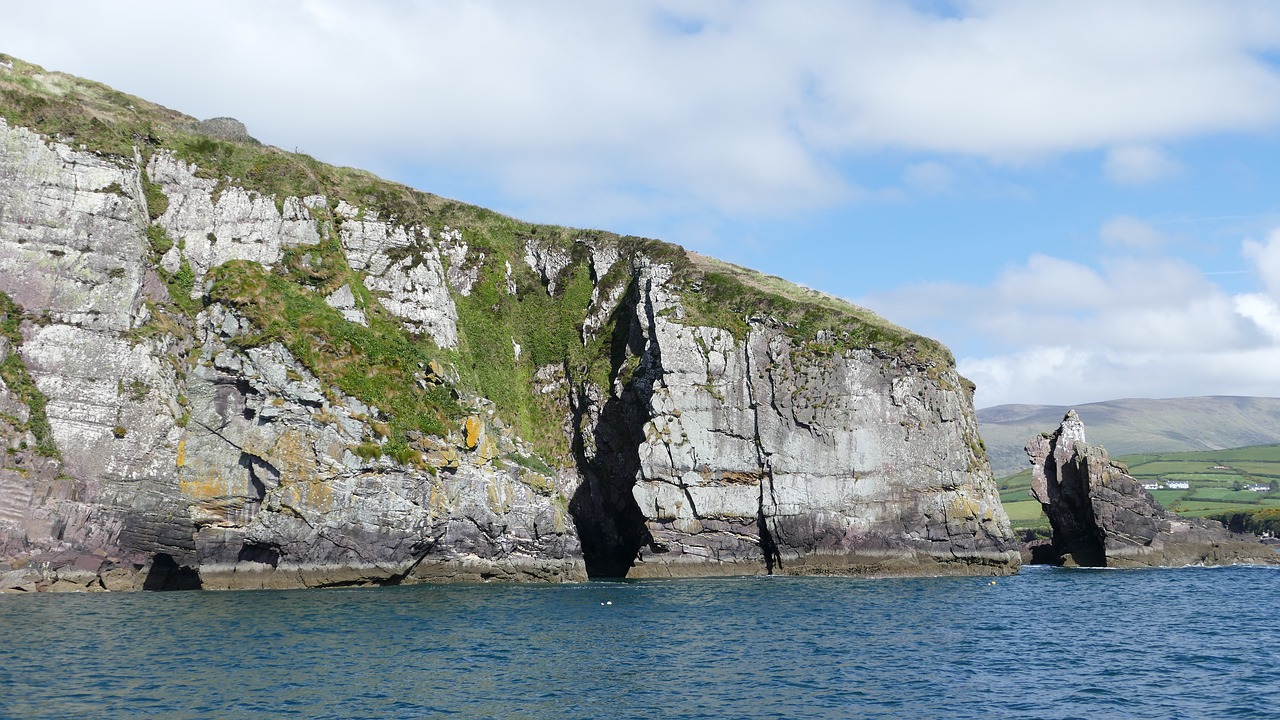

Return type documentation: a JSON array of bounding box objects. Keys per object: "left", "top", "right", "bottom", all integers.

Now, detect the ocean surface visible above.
[{"left": 1, "top": 564, "right": 1278, "bottom": 719}]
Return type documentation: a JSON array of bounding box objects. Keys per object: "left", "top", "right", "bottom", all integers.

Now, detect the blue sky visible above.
[{"left": 7, "top": 1, "right": 1280, "bottom": 408}]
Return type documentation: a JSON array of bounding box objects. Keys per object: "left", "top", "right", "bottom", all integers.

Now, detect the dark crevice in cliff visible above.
[
  {"left": 568, "top": 272, "right": 657, "bottom": 578},
  {"left": 743, "top": 330, "right": 782, "bottom": 574},
  {"left": 142, "top": 552, "right": 203, "bottom": 591},
  {"left": 236, "top": 542, "right": 280, "bottom": 566},
  {"left": 239, "top": 452, "right": 278, "bottom": 501},
  {"left": 757, "top": 471, "right": 782, "bottom": 574},
  {"left": 375, "top": 534, "right": 443, "bottom": 586}
]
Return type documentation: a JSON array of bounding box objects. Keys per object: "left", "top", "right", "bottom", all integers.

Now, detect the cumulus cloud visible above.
[
  {"left": 959, "top": 345, "right": 1280, "bottom": 407},
  {"left": 1104, "top": 145, "right": 1184, "bottom": 185},
  {"left": 860, "top": 231, "right": 1280, "bottom": 407},
  {"left": 4, "top": 0, "right": 1280, "bottom": 227},
  {"left": 1243, "top": 228, "right": 1280, "bottom": 297}
]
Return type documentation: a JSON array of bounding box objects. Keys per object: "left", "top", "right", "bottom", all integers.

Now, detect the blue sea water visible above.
[{"left": 1, "top": 565, "right": 1278, "bottom": 719}]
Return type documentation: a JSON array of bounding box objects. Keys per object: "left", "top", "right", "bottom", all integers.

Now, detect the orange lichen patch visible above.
[
  {"left": 277, "top": 478, "right": 334, "bottom": 513},
  {"left": 426, "top": 478, "right": 451, "bottom": 516},
  {"left": 478, "top": 434, "right": 498, "bottom": 464},
  {"left": 426, "top": 446, "right": 460, "bottom": 469},
  {"left": 464, "top": 416, "right": 482, "bottom": 450},
  {"left": 179, "top": 468, "right": 239, "bottom": 501},
  {"left": 264, "top": 429, "right": 334, "bottom": 512},
  {"left": 485, "top": 480, "right": 511, "bottom": 514},
  {"left": 175, "top": 436, "right": 187, "bottom": 468},
  {"left": 265, "top": 429, "right": 319, "bottom": 481}
]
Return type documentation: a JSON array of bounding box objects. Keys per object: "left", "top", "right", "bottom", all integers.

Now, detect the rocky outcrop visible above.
[
  {"left": 569, "top": 260, "right": 1017, "bottom": 578},
  {"left": 1027, "top": 411, "right": 1279, "bottom": 567},
  {"left": 0, "top": 59, "right": 1020, "bottom": 591}
]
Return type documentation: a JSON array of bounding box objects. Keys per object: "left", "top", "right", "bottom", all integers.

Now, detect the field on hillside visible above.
[{"left": 996, "top": 444, "right": 1280, "bottom": 530}]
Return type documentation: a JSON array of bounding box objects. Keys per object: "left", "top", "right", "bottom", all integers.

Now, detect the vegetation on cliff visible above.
[
  {"left": 1, "top": 53, "right": 957, "bottom": 467},
  {"left": 0, "top": 293, "right": 60, "bottom": 458}
]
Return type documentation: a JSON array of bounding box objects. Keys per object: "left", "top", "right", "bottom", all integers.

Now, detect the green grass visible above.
[
  {"left": 1002, "top": 499, "right": 1048, "bottom": 527},
  {"left": 675, "top": 252, "right": 954, "bottom": 368},
  {"left": 1174, "top": 499, "right": 1280, "bottom": 516},
  {"left": 0, "top": 293, "right": 60, "bottom": 458},
  {"left": 208, "top": 251, "right": 460, "bottom": 459},
  {"left": 996, "top": 443, "right": 1280, "bottom": 528},
  {"left": 1149, "top": 490, "right": 1187, "bottom": 508},
  {"left": 1124, "top": 461, "right": 1231, "bottom": 476}
]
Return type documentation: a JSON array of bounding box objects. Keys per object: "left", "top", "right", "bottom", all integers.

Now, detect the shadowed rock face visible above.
[{"left": 1027, "top": 411, "right": 1279, "bottom": 568}]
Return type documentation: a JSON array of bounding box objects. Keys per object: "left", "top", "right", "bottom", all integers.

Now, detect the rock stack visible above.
[{"left": 1026, "top": 410, "right": 1279, "bottom": 567}]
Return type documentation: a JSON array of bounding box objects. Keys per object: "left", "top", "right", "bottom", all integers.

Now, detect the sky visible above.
[{"left": 6, "top": 0, "right": 1280, "bottom": 408}]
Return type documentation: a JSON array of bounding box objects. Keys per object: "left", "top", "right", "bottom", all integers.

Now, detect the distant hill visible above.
[{"left": 979, "top": 396, "right": 1280, "bottom": 477}]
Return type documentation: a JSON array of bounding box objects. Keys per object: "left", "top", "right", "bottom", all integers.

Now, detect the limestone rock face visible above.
[
  {"left": 570, "top": 260, "right": 1019, "bottom": 578},
  {"left": 0, "top": 120, "right": 578, "bottom": 591},
  {"left": 0, "top": 107, "right": 1018, "bottom": 591},
  {"left": 1027, "top": 410, "right": 1278, "bottom": 567},
  {"left": 149, "top": 152, "right": 322, "bottom": 291}
]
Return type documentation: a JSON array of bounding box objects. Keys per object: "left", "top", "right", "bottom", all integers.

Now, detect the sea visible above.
[{"left": 1, "top": 564, "right": 1277, "bottom": 719}]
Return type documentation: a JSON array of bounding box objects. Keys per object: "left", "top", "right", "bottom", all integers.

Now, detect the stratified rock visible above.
[
  {"left": 1027, "top": 410, "right": 1279, "bottom": 567},
  {"left": 575, "top": 259, "right": 1019, "bottom": 579},
  {"left": 0, "top": 58, "right": 1021, "bottom": 590}
]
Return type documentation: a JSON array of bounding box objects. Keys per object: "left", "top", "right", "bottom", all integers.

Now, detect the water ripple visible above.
[{"left": 1, "top": 566, "right": 1277, "bottom": 718}]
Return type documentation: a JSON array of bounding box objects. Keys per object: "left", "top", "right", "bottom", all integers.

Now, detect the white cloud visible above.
[
  {"left": 1100, "top": 216, "right": 1168, "bottom": 250},
  {"left": 3, "top": 0, "right": 1280, "bottom": 226},
  {"left": 1235, "top": 293, "right": 1280, "bottom": 341},
  {"left": 861, "top": 234, "right": 1280, "bottom": 407},
  {"left": 1104, "top": 145, "right": 1184, "bottom": 185},
  {"left": 1243, "top": 228, "right": 1280, "bottom": 298},
  {"left": 959, "top": 345, "right": 1280, "bottom": 407}
]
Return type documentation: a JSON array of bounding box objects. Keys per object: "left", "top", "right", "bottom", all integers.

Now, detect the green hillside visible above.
[
  {"left": 979, "top": 397, "right": 1280, "bottom": 477},
  {"left": 998, "top": 443, "right": 1280, "bottom": 531}
]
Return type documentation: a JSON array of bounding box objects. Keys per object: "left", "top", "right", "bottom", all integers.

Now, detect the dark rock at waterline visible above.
[{"left": 1026, "top": 410, "right": 1279, "bottom": 568}]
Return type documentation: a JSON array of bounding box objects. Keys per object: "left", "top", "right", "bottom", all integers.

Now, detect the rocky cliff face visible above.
[
  {"left": 0, "top": 57, "right": 1018, "bottom": 591},
  {"left": 1027, "top": 411, "right": 1279, "bottom": 567},
  {"left": 571, "top": 259, "right": 1016, "bottom": 578}
]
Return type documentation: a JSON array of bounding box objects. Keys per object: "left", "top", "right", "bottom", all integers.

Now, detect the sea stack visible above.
[{"left": 1026, "top": 410, "right": 1279, "bottom": 567}]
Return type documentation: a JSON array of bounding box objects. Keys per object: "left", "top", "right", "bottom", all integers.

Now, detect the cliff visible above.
[
  {"left": 0, "top": 56, "right": 1018, "bottom": 591},
  {"left": 1027, "top": 411, "right": 1278, "bottom": 567}
]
